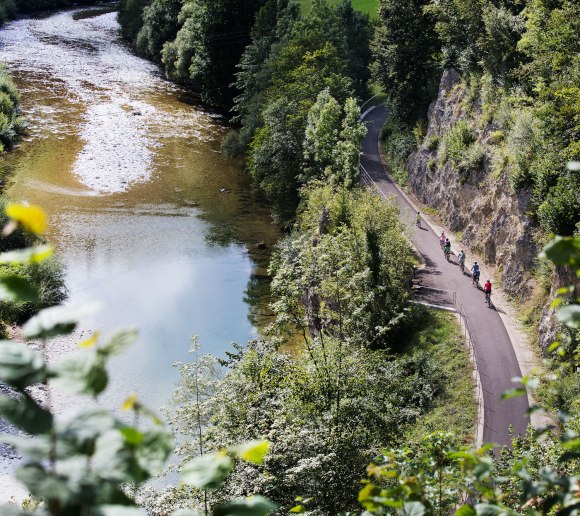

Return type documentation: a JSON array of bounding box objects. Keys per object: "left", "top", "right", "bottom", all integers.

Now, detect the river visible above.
[{"left": 0, "top": 8, "right": 278, "bottom": 423}]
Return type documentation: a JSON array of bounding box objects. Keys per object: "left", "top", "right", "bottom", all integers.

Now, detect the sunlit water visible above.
[{"left": 0, "top": 8, "right": 279, "bottom": 423}]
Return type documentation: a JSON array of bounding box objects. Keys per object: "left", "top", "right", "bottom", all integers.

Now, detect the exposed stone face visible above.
[{"left": 406, "top": 68, "right": 537, "bottom": 299}]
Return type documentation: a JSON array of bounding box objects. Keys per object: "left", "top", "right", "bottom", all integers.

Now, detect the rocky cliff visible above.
[
  {"left": 404, "top": 68, "right": 580, "bottom": 352},
  {"left": 406, "top": 68, "right": 538, "bottom": 299}
]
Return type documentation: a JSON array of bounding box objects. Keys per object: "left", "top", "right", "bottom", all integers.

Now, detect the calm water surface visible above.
[{"left": 0, "top": 9, "right": 279, "bottom": 412}]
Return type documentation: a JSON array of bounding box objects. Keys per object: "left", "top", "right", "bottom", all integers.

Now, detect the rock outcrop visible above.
[{"left": 406, "top": 68, "right": 537, "bottom": 299}]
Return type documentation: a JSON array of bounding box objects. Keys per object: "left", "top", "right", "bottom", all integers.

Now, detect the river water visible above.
[{"left": 0, "top": 8, "right": 279, "bottom": 416}]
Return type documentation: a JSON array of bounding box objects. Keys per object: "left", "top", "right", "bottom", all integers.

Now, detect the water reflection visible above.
[{"left": 0, "top": 8, "right": 280, "bottom": 411}]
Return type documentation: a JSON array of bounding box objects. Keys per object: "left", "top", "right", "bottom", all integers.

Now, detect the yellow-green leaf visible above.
[
  {"left": 232, "top": 440, "right": 270, "bottom": 465},
  {"left": 121, "top": 393, "right": 139, "bottom": 411},
  {"left": 5, "top": 204, "right": 47, "bottom": 235},
  {"left": 0, "top": 245, "right": 54, "bottom": 265},
  {"left": 79, "top": 332, "right": 101, "bottom": 348}
]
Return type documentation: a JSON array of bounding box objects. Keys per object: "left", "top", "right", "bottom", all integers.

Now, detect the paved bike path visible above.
[{"left": 362, "top": 105, "right": 529, "bottom": 447}]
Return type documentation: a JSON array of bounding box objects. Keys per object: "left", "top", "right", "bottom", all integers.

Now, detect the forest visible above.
[{"left": 0, "top": 0, "right": 576, "bottom": 514}]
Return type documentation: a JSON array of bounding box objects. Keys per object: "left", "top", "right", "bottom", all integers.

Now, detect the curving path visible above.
[{"left": 362, "top": 105, "right": 529, "bottom": 448}]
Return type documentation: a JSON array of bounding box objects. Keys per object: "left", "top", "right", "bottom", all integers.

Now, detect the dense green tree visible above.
[
  {"left": 117, "top": 0, "right": 150, "bottom": 42},
  {"left": 248, "top": 42, "right": 353, "bottom": 221},
  {"left": 0, "top": 0, "right": 15, "bottom": 24},
  {"left": 229, "top": 0, "right": 299, "bottom": 151},
  {"left": 135, "top": 0, "right": 183, "bottom": 61},
  {"left": 270, "top": 185, "right": 414, "bottom": 349},
  {"left": 0, "top": 65, "right": 24, "bottom": 152},
  {"left": 161, "top": 0, "right": 267, "bottom": 107},
  {"left": 372, "top": 0, "right": 439, "bottom": 122},
  {"left": 303, "top": 91, "right": 367, "bottom": 186}
]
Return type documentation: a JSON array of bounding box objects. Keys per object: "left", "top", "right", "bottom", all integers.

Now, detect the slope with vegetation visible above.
[
  {"left": 372, "top": 0, "right": 579, "bottom": 421},
  {"left": 0, "top": 206, "right": 575, "bottom": 515}
]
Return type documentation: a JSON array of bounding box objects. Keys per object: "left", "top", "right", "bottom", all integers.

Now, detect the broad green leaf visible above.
[
  {"left": 135, "top": 429, "right": 173, "bottom": 476},
  {"left": 213, "top": 496, "right": 278, "bottom": 516},
  {"left": 23, "top": 301, "right": 101, "bottom": 339},
  {"left": 0, "top": 341, "right": 45, "bottom": 387},
  {"left": 0, "top": 245, "right": 53, "bottom": 265},
  {"left": 0, "top": 394, "right": 52, "bottom": 434},
  {"left": 5, "top": 204, "right": 47, "bottom": 235},
  {"left": 290, "top": 506, "right": 305, "bottom": 513},
  {"left": 56, "top": 407, "right": 116, "bottom": 449},
  {"left": 181, "top": 452, "right": 233, "bottom": 490},
  {"left": 401, "top": 502, "right": 426, "bottom": 516},
  {"left": 542, "top": 236, "right": 580, "bottom": 268},
  {"left": 92, "top": 430, "right": 147, "bottom": 484},
  {"left": 49, "top": 352, "right": 108, "bottom": 396},
  {"left": 474, "top": 504, "right": 502, "bottom": 515},
  {"left": 120, "top": 427, "right": 144, "bottom": 446},
  {"left": 100, "top": 329, "right": 138, "bottom": 356},
  {"left": 0, "top": 275, "right": 40, "bottom": 303},
  {"left": 556, "top": 305, "right": 580, "bottom": 329},
  {"left": 16, "top": 463, "right": 73, "bottom": 504},
  {"left": 232, "top": 440, "right": 270, "bottom": 464},
  {"left": 455, "top": 505, "right": 477, "bottom": 516}
]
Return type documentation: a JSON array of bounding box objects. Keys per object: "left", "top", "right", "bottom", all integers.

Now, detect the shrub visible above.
[
  {"left": 382, "top": 121, "right": 415, "bottom": 186},
  {"left": 537, "top": 175, "right": 580, "bottom": 235},
  {"left": 504, "top": 107, "right": 541, "bottom": 190},
  {"left": 427, "top": 159, "right": 436, "bottom": 171},
  {"left": 490, "top": 130, "right": 504, "bottom": 144},
  {"left": 424, "top": 133, "right": 439, "bottom": 151},
  {"left": 413, "top": 119, "right": 427, "bottom": 146},
  {"left": 441, "top": 120, "right": 478, "bottom": 172}
]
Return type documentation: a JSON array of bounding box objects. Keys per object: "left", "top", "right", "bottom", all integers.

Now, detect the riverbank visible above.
[{"left": 0, "top": 2, "right": 279, "bottom": 438}]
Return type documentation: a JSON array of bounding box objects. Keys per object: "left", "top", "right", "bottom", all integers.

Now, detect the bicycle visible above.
[
  {"left": 444, "top": 247, "right": 451, "bottom": 261},
  {"left": 485, "top": 291, "right": 491, "bottom": 307},
  {"left": 472, "top": 271, "right": 480, "bottom": 286}
]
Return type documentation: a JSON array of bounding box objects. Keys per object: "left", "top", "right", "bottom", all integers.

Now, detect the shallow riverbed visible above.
[{"left": 0, "top": 8, "right": 278, "bottom": 418}]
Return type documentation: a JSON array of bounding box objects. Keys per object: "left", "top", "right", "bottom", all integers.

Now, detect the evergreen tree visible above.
[{"left": 372, "top": 0, "right": 439, "bottom": 122}]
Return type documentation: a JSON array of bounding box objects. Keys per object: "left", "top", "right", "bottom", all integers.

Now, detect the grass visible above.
[
  {"left": 300, "top": 0, "right": 378, "bottom": 18},
  {"left": 401, "top": 308, "right": 477, "bottom": 446}
]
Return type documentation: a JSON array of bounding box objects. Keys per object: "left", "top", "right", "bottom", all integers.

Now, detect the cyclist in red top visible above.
[{"left": 484, "top": 280, "right": 492, "bottom": 306}]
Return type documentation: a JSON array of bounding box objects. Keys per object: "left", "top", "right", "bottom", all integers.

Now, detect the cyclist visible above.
[
  {"left": 471, "top": 261, "right": 480, "bottom": 285},
  {"left": 457, "top": 250, "right": 466, "bottom": 272},
  {"left": 416, "top": 211, "right": 421, "bottom": 228},
  {"left": 439, "top": 232, "right": 446, "bottom": 249},
  {"left": 443, "top": 238, "right": 451, "bottom": 261},
  {"left": 484, "top": 279, "right": 492, "bottom": 306}
]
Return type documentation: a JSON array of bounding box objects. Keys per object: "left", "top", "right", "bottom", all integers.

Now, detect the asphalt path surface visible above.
[{"left": 361, "top": 105, "right": 529, "bottom": 447}]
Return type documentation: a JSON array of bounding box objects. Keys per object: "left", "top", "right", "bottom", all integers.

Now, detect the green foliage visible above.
[
  {"left": 303, "top": 90, "right": 367, "bottom": 186},
  {"left": 242, "top": 0, "right": 372, "bottom": 221},
  {"left": 380, "top": 120, "right": 415, "bottom": 186},
  {"left": 160, "top": 0, "right": 266, "bottom": 107},
  {"left": 357, "top": 235, "right": 580, "bottom": 515},
  {"left": 117, "top": 0, "right": 151, "bottom": 42},
  {"left": 401, "top": 309, "right": 476, "bottom": 445},
  {"left": 135, "top": 0, "right": 183, "bottom": 61},
  {"left": 0, "top": 66, "right": 24, "bottom": 151},
  {"left": 372, "top": 0, "right": 439, "bottom": 122},
  {"left": 0, "top": 0, "right": 15, "bottom": 25},
  {"left": 424, "top": 134, "right": 439, "bottom": 151},
  {"left": 300, "top": 0, "right": 378, "bottom": 19},
  {"left": 270, "top": 184, "right": 414, "bottom": 349},
  {"left": 164, "top": 338, "right": 444, "bottom": 514},
  {"left": 440, "top": 120, "right": 483, "bottom": 174}
]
